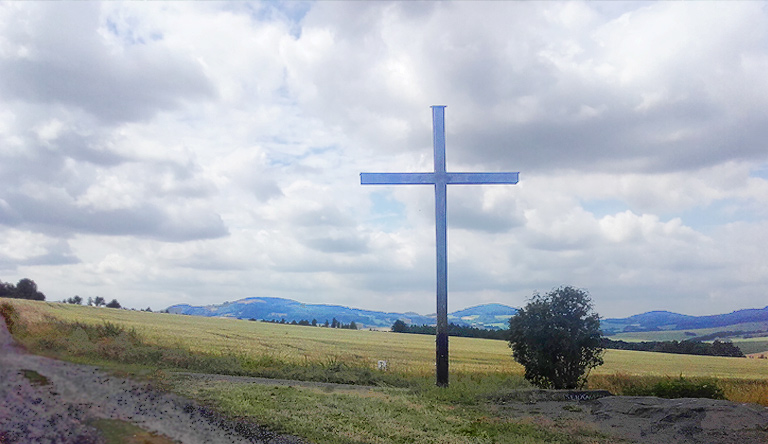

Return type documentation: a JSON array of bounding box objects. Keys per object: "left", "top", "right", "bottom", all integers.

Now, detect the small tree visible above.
[
  {"left": 392, "top": 320, "right": 408, "bottom": 333},
  {"left": 93, "top": 296, "right": 106, "bottom": 307},
  {"left": 15, "top": 278, "right": 45, "bottom": 301},
  {"left": 0, "top": 280, "right": 15, "bottom": 298},
  {"left": 508, "top": 286, "right": 604, "bottom": 389},
  {"left": 66, "top": 295, "right": 83, "bottom": 305},
  {"left": 106, "top": 299, "right": 121, "bottom": 309}
]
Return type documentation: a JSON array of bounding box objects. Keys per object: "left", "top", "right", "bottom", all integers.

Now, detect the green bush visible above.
[
  {"left": 508, "top": 286, "right": 604, "bottom": 389},
  {"left": 626, "top": 376, "right": 725, "bottom": 400}
]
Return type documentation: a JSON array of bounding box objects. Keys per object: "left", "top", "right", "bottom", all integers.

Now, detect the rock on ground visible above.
[{"left": 491, "top": 389, "right": 768, "bottom": 444}]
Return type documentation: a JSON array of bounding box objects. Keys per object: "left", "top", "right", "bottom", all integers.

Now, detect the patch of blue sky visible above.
[
  {"left": 678, "top": 199, "right": 767, "bottom": 233},
  {"left": 231, "top": 1, "right": 311, "bottom": 38},
  {"left": 104, "top": 17, "right": 162, "bottom": 46},
  {"left": 581, "top": 198, "right": 630, "bottom": 219},
  {"left": 368, "top": 191, "right": 407, "bottom": 232},
  {"left": 749, "top": 164, "right": 768, "bottom": 181}
]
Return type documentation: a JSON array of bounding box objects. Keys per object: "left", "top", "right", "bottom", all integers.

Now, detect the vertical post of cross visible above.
[{"left": 432, "top": 106, "right": 450, "bottom": 386}]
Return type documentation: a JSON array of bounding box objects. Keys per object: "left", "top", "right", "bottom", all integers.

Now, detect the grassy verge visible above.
[
  {"left": 587, "top": 372, "right": 768, "bottom": 405},
  {"left": 12, "top": 314, "right": 408, "bottom": 387}
]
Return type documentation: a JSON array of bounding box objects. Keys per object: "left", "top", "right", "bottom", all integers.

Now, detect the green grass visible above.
[
  {"left": 21, "top": 369, "right": 51, "bottom": 386},
  {"left": 730, "top": 338, "right": 768, "bottom": 355},
  {"left": 588, "top": 374, "right": 724, "bottom": 399},
  {"left": 88, "top": 419, "right": 176, "bottom": 444},
  {"left": 4, "top": 297, "right": 768, "bottom": 444}
]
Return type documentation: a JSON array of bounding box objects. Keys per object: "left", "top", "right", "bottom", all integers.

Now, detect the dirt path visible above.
[{"left": 0, "top": 318, "right": 308, "bottom": 444}]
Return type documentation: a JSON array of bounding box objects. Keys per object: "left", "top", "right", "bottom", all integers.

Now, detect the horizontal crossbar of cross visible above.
[{"left": 360, "top": 172, "right": 519, "bottom": 185}]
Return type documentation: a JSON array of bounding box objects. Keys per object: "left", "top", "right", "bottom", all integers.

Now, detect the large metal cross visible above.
[{"left": 361, "top": 106, "right": 519, "bottom": 386}]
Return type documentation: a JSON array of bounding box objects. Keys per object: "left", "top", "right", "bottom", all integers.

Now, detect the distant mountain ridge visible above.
[
  {"left": 166, "top": 298, "right": 768, "bottom": 333},
  {"left": 166, "top": 297, "right": 517, "bottom": 329},
  {"left": 600, "top": 306, "right": 768, "bottom": 335}
]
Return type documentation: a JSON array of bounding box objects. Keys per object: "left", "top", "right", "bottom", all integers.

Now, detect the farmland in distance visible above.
[{"left": 5, "top": 298, "right": 768, "bottom": 381}]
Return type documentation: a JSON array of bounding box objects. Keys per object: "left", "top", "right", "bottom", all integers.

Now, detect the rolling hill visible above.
[
  {"left": 600, "top": 306, "right": 768, "bottom": 335},
  {"left": 166, "top": 297, "right": 768, "bottom": 336},
  {"left": 166, "top": 297, "right": 517, "bottom": 329}
]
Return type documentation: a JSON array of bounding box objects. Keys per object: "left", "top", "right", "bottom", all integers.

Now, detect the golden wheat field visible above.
[{"left": 5, "top": 298, "right": 768, "bottom": 382}]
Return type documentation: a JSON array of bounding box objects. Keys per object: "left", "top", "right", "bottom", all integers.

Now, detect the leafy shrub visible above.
[
  {"left": 508, "top": 286, "right": 604, "bottom": 389},
  {"left": 625, "top": 376, "right": 725, "bottom": 400}
]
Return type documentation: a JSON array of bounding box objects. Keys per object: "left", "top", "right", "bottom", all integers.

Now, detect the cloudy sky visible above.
[{"left": 1, "top": 1, "right": 767, "bottom": 318}]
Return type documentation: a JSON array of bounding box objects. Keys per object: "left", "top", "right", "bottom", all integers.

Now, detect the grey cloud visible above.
[
  {"left": 54, "top": 131, "right": 128, "bottom": 167},
  {"left": 450, "top": 94, "right": 768, "bottom": 176},
  {"left": 448, "top": 193, "right": 523, "bottom": 233},
  {"left": 175, "top": 255, "right": 246, "bottom": 271},
  {"left": 288, "top": 203, "right": 371, "bottom": 253},
  {"left": 301, "top": 235, "right": 368, "bottom": 254},
  {"left": 251, "top": 178, "right": 283, "bottom": 201},
  {"left": 0, "top": 3, "right": 214, "bottom": 124},
  {"left": 360, "top": 272, "right": 434, "bottom": 295},
  {"left": 149, "top": 160, "right": 219, "bottom": 200},
  {"left": 291, "top": 206, "right": 352, "bottom": 227},
  {"left": 0, "top": 238, "right": 79, "bottom": 270},
  {"left": 18, "top": 246, "right": 80, "bottom": 267},
  {"left": 0, "top": 137, "right": 98, "bottom": 197},
  {"left": 21, "top": 251, "right": 79, "bottom": 267},
  {"left": 0, "top": 192, "right": 227, "bottom": 242}
]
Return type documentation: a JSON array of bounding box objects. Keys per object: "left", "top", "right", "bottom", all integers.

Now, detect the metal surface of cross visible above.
[{"left": 360, "top": 106, "right": 519, "bottom": 387}]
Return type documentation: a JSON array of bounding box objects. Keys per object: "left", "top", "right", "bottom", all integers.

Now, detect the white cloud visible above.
[{"left": 1, "top": 2, "right": 768, "bottom": 319}]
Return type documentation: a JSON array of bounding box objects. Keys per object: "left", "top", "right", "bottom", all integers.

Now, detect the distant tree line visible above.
[
  {"left": 0, "top": 278, "right": 46, "bottom": 301},
  {"left": 62, "top": 295, "right": 122, "bottom": 308},
  {"left": 602, "top": 338, "right": 744, "bottom": 357},
  {"left": 0, "top": 278, "right": 129, "bottom": 310},
  {"left": 260, "top": 317, "right": 358, "bottom": 330},
  {"left": 391, "top": 320, "right": 507, "bottom": 340},
  {"left": 688, "top": 330, "right": 767, "bottom": 341},
  {"left": 390, "top": 319, "right": 746, "bottom": 358}
]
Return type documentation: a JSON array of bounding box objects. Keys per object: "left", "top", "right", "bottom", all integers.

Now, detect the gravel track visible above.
[{"left": 0, "top": 318, "right": 308, "bottom": 444}]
